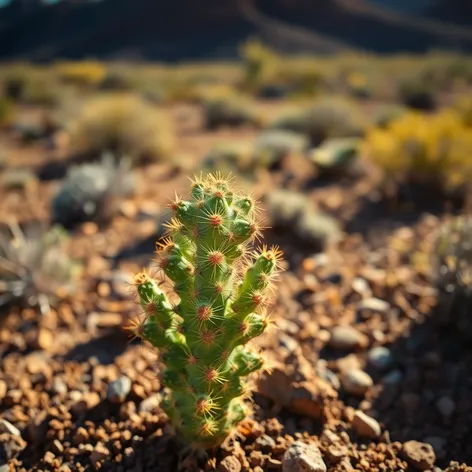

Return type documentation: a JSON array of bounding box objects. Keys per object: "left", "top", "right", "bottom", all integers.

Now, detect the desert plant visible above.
[
  {"left": 452, "top": 95, "right": 472, "bottom": 127},
  {"left": 52, "top": 154, "right": 136, "bottom": 228},
  {"left": 265, "top": 190, "right": 341, "bottom": 249},
  {"left": 239, "top": 39, "right": 278, "bottom": 91},
  {"left": 1, "top": 168, "right": 37, "bottom": 190},
  {"left": 202, "top": 142, "right": 255, "bottom": 177},
  {"left": 0, "top": 96, "right": 14, "bottom": 128},
  {"left": 432, "top": 215, "right": 472, "bottom": 337},
  {"left": 68, "top": 93, "right": 174, "bottom": 163},
  {"left": 0, "top": 222, "right": 79, "bottom": 314},
  {"left": 270, "top": 97, "right": 364, "bottom": 146},
  {"left": 130, "top": 173, "right": 282, "bottom": 449},
  {"left": 55, "top": 61, "right": 107, "bottom": 87},
  {"left": 364, "top": 110, "right": 472, "bottom": 198},
  {"left": 398, "top": 74, "right": 436, "bottom": 111},
  {"left": 253, "top": 130, "right": 308, "bottom": 168},
  {"left": 309, "top": 137, "right": 361, "bottom": 177},
  {"left": 203, "top": 96, "right": 260, "bottom": 130}
]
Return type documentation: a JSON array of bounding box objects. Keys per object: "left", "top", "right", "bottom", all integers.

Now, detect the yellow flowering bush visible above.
[
  {"left": 364, "top": 110, "right": 472, "bottom": 195},
  {"left": 55, "top": 61, "right": 107, "bottom": 87}
]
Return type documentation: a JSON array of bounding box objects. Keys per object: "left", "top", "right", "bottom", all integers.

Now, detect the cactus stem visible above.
[
  {"left": 208, "top": 214, "right": 223, "bottom": 227},
  {"left": 196, "top": 305, "right": 213, "bottom": 322},
  {"left": 199, "top": 328, "right": 217, "bottom": 346}
]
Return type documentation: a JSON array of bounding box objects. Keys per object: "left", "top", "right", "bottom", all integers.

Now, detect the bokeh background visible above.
[{"left": 1, "top": 1, "right": 472, "bottom": 471}]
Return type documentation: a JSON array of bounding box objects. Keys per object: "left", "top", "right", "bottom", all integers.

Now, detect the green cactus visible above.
[{"left": 130, "top": 173, "right": 282, "bottom": 449}]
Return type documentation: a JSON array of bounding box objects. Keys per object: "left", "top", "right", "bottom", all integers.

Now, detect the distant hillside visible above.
[{"left": 1, "top": 0, "right": 472, "bottom": 61}]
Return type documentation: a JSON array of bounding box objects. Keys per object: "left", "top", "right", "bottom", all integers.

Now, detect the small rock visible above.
[
  {"left": 0, "top": 381, "right": 6, "bottom": 401},
  {"left": 382, "top": 369, "right": 403, "bottom": 385},
  {"left": 329, "top": 326, "right": 364, "bottom": 350},
  {"left": 107, "top": 376, "right": 132, "bottom": 403},
  {"left": 282, "top": 441, "right": 326, "bottom": 472},
  {"left": 138, "top": 394, "right": 161, "bottom": 413},
  {"left": 0, "top": 419, "right": 21, "bottom": 436},
  {"left": 436, "top": 396, "right": 455, "bottom": 419},
  {"left": 402, "top": 440, "right": 436, "bottom": 470},
  {"left": 341, "top": 370, "right": 373, "bottom": 396},
  {"left": 367, "top": 346, "right": 393, "bottom": 371},
  {"left": 36, "top": 328, "right": 53, "bottom": 351},
  {"left": 255, "top": 434, "right": 276, "bottom": 451},
  {"left": 351, "top": 277, "right": 371, "bottom": 296},
  {"left": 218, "top": 455, "right": 242, "bottom": 472},
  {"left": 357, "top": 298, "right": 390, "bottom": 313},
  {"left": 51, "top": 378, "right": 68, "bottom": 395},
  {"left": 352, "top": 410, "right": 381, "bottom": 438},
  {"left": 423, "top": 436, "right": 446, "bottom": 460},
  {"left": 319, "top": 367, "right": 340, "bottom": 390}
]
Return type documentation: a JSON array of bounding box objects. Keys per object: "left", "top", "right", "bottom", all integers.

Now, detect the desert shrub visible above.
[
  {"left": 398, "top": 74, "right": 436, "bottom": 111},
  {"left": 364, "top": 110, "right": 472, "bottom": 197},
  {"left": 452, "top": 95, "right": 472, "bottom": 127},
  {"left": 202, "top": 142, "right": 255, "bottom": 176},
  {"left": 239, "top": 39, "right": 279, "bottom": 91},
  {"left": 265, "top": 190, "right": 341, "bottom": 249},
  {"left": 309, "top": 137, "right": 361, "bottom": 177},
  {"left": 432, "top": 215, "right": 472, "bottom": 338},
  {"left": 253, "top": 130, "right": 308, "bottom": 168},
  {"left": 1, "top": 168, "right": 38, "bottom": 190},
  {"left": 68, "top": 93, "right": 174, "bottom": 163},
  {"left": 372, "top": 104, "right": 407, "bottom": 128},
  {"left": 0, "top": 96, "right": 14, "bottom": 127},
  {"left": 203, "top": 96, "right": 261, "bottom": 130},
  {"left": 55, "top": 61, "right": 107, "bottom": 87},
  {"left": 52, "top": 154, "right": 136, "bottom": 228},
  {"left": 0, "top": 223, "right": 79, "bottom": 315},
  {"left": 270, "top": 97, "right": 364, "bottom": 146}
]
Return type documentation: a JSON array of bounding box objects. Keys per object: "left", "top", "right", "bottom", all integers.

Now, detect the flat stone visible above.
[
  {"left": 367, "top": 346, "right": 394, "bottom": 371},
  {"left": 352, "top": 411, "right": 381, "bottom": 438},
  {"left": 402, "top": 441, "right": 436, "bottom": 470},
  {"left": 107, "top": 376, "right": 131, "bottom": 403},
  {"left": 382, "top": 370, "right": 403, "bottom": 385},
  {"left": 0, "top": 420, "right": 21, "bottom": 436},
  {"left": 357, "top": 298, "right": 390, "bottom": 313},
  {"left": 218, "top": 455, "right": 242, "bottom": 472},
  {"left": 341, "top": 370, "right": 373, "bottom": 396},
  {"left": 329, "top": 326, "right": 364, "bottom": 350},
  {"left": 282, "top": 441, "right": 327, "bottom": 472},
  {"left": 138, "top": 394, "right": 161, "bottom": 413}
]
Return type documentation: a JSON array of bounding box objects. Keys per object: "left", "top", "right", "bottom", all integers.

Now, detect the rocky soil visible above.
[{"left": 1, "top": 103, "right": 472, "bottom": 472}]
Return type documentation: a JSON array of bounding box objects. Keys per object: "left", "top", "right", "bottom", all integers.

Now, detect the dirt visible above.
[{"left": 1, "top": 102, "right": 472, "bottom": 472}]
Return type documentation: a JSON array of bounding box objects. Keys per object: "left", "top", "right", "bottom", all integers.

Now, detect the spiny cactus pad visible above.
[{"left": 131, "top": 173, "right": 282, "bottom": 449}]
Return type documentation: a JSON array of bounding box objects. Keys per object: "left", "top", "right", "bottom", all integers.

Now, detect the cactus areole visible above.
[{"left": 131, "top": 173, "right": 282, "bottom": 449}]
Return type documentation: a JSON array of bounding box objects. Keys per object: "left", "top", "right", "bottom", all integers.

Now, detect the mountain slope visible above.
[{"left": 0, "top": 0, "right": 471, "bottom": 61}]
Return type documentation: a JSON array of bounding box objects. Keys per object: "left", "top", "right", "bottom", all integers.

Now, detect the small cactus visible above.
[
  {"left": 130, "top": 173, "right": 282, "bottom": 449},
  {"left": 433, "top": 215, "right": 472, "bottom": 337}
]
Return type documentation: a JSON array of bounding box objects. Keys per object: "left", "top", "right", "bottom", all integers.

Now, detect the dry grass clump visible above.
[
  {"left": 68, "top": 93, "right": 174, "bottom": 163},
  {"left": 364, "top": 110, "right": 472, "bottom": 197},
  {"left": 270, "top": 97, "right": 365, "bottom": 147}
]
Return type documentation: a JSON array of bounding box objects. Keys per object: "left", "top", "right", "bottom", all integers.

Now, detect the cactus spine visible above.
[{"left": 131, "top": 173, "right": 282, "bottom": 449}]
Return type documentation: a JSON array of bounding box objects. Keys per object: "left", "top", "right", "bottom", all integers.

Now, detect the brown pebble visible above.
[
  {"left": 402, "top": 440, "right": 436, "bottom": 470},
  {"left": 218, "top": 455, "right": 242, "bottom": 472},
  {"left": 73, "top": 427, "right": 89, "bottom": 445}
]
